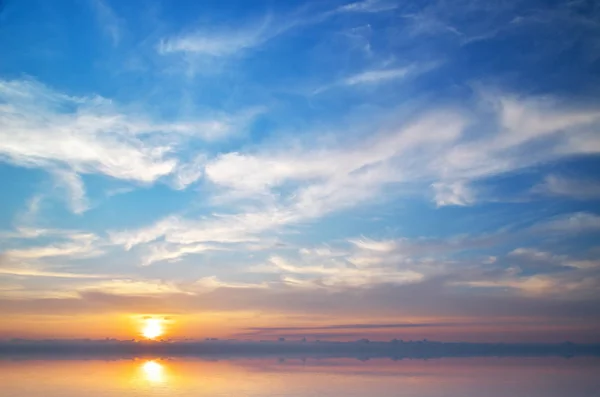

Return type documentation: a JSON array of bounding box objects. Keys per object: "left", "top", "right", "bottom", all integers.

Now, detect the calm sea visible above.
[{"left": 1, "top": 357, "right": 599, "bottom": 396}]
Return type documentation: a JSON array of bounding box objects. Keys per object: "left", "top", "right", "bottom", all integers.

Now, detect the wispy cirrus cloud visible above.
[
  {"left": 334, "top": 0, "right": 399, "bottom": 14},
  {"left": 0, "top": 78, "right": 259, "bottom": 212},
  {"left": 1, "top": 232, "right": 101, "bottom": 260},
  {"left": 0, "top": 268, "right": 116, "bottom": 279},
  {"left": 254, "top": 254, "right": 424, "bottom": 288},
  {"left": 108, "top": 90, "right": 600, "bottom": 266},
  {"left": 51, "top": 168, "right": 90, "bottom": 214},
  {"left": 312, "top": 64, "right": 435, "bottom": 94},
  {"left": 0, "top": 79, "right": 170, "bottom": 182},
  {"left": 78, "top": 279, "right": 187, "bottom": 296},
  {"left": 534, "top": 174, "right": 600, "bottom": 200},
  {"left": 343, "top": 67, "right": 412, "bottom": 85},
  {"left": 158, "top": 15, "right": 279, "bottom": 57},
  {"left": 157, "top": 0, "right": 400, "bottom": 58},
  {"left": 88, "top": 0, "right": 123, "bottom": 46},
  {"left": 533, "top": 212, "right": 600, "bottom": 234}
]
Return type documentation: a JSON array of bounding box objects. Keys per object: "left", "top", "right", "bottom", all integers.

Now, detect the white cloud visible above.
[
  {"left": 89, "top": 0, "right": 123, "bottom": 46},
  {"left": 508, "top": 247, "right": 555, "bottom": 261},
  {"left": 426, "top": 93, "right": 600, "bottom": 201},
  {"left": 432, "top": 181, "right": 475, "bottom": 207},
  {"left": 205, "top": 109, "right": 465, "bottom": 194},
  {"left": 349, "top": 238, "right": 398, "bottom": 252},
  {"left": 111, "top": 91, "right": 600, "bottom": 263},
  {"left": 2, "top": 233, "right": 102, "bottom": 262},
  {"left": 455, "top": 271, "right": 600, "bottom": 298},
  {"left": 80, "top": 279, "right": 185, "bottom": 296},
  {"left": 0, "top": 78, "right": 258, "bottom": 213},
  {"left": 1, "top": 226, "right": 87, "bottom": 240},
  {"left": 495, "top": 95, "right": 600, "bottom": 150},
  {"left": 343, "top": 67, "right": 411, "bottom": 86},
  {"left": 534, "top": 174, "right": 600, "bottom": 200},
  {"left": 257, "top": 254, "right": 424, "bottom": 289},
  {"left": 159, "top": 31, "right": 263, "bottom": 56},
  {"left": 170, "top": 154, "right": 207, "bottom": 190},
  {"left": 0, "top": 79, "right": 174, "bottom": 182},
  {"left": 113, "top": 110, "right": 466, "bottom": 251},
  {"left": 335, "top": 0, "right": 398, "bottom": 14},
  {"left": 51, "top": 168, "right": 89, "bottom": 214},
  {"left": 535, "top": 212, "right": 600, "bottom": 233},
  {"left": 141, "top": 242, "right": 215, "bottom": 266},
  {"left": 158, "top": 1, "right": 399, "bottom": 58},
  {"left": 194, "top": 276, "right": 269, "bottom": 291},
  {"left": 158, "top": 16, "right": 278, "bottom": 56},
  {"left": 0, "top": 267, "right": 115, "bottom": 279},
  {"left": 313, "top": 63, "right": 441, "bottom": 94},
  {"left": 0, "top": 79, "right": 247, "bottom": 180},
  {"left": 110, "top": 208, "right": 295, "bottom": 251}
]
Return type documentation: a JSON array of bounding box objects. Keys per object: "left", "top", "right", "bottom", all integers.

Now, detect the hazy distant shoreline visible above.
[{"left": 2, "top": 339, "right": 599, "bottom": 359}]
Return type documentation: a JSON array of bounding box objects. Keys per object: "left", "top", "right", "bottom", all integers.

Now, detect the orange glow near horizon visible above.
[{"left": 142, "top": 318, "right": 164, "bottom": 339}]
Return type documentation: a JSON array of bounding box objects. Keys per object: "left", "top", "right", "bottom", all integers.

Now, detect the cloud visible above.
[
  {"left": 0, "top": 79, "right": 247, "bottom": 181},
  {"left": 496, "top": 95, "right": 600, "bottom": 150},
  {"left": 455, "top": 273, "right": 599, "bottom": 298},
  {"left": 349, "top": 238, "right": 398, "bottom": 253},
  {"left": 170, "top": 154, "right": 206, "bottom": 190},
  {"left": 158, "top": 1, "right": 400, "bottom": 58},
  {"left": 252, "top": 251, "right": 425, "bottom": 289},
  {"left": 0, "top": 78, "right": 259, "bottom": 213},
  {"left": 158, "top": 18, "right": 276, "bottom": 57},
  {"left": 110, "top": 90, "right": 600, "bottom": 263},
  {"left": 431, "top": 181, "right": 475, "bottom": 207},
  {"left": 343, "top": 67, "right": 412, "bottom": 86},
  {"left": 0, "top": 78, "right": 174, "bottom": 182},
  {"left": 534, "top": 174, "right": 600, "bottom": 200},
  {"left": 51, "top": 169, "right": 89, "bottom": 214},
  {"left": 449, "top": 242, "right": 600, "bottom": 298},
  {"left": 313, "top": 63, "right": 441, "bottom": 94},
  {"left": 1, "top": 227, "right": 88, "bottom": 240},
  {"left": 243, "top": 321, "right": 474, "bottom": 334},
  {"left": 79, "top": 279, "right": 186, "bottom": 296},
  {"left": 435, "top": 93, "right": 600, "bottom": 180},
  {"left": 111, "top": 109, "right": 466, "bottom": 253},
  {"left": 204, "top": 109, "right": 464, "bottom": 195},
  {"left": 205, "top": 92, "right": 600, "bottom": 207},
  {"left": 141, "top": 242, "right": 216, "bottom": 266},
  {"left": 110, "top": 209, "right": 290, "bottom": 251},
  {"left": 89, "top": 0, "right": 123, "bottom": 46},
  {"left": 2, "top": 232, "right": 102, "bottom": 260},
  {"left": 335, "top": 0, "right": 399, "bottom": 14},
  {"left": 0, "top": 267, "right": 115, "bottom": 279},
  {"left": 534, "top": 212, "right": 600, "bottom": 234},
  {"left": 194, "top": 276, "right": 269, "bottom": 292},
  {"left": 2, "top": 275, "right": 599, "bottom": 325}
]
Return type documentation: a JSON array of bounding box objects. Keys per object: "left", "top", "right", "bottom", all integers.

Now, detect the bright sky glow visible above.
[{"left": 142, "top": 319, "right": 164, "bottom": 340}]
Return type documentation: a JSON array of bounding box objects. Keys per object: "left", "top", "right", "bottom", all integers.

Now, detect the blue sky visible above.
[{"left": 0, "top": 0, "right": 599, "bottom": 341}]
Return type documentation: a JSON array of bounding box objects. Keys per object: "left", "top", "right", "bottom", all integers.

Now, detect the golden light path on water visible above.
[
  {"left": 141, "top": 360, "right": 165, "bottom": 383},
  {"left": 2, "top": 357, "right": 599, "bottom": 396}
]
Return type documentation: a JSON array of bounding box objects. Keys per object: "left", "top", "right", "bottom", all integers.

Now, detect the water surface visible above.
[{"left": 1, "top": 357, "right": 599, "bottom": 396}]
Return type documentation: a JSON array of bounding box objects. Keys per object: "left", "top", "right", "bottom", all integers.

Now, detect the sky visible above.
[{"left": 0, "top": 0, "right": 599, "bottom": 342}]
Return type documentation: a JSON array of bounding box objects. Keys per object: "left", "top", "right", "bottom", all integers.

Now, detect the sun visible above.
[{"left": 142, "top": 318, "right": 164, "bottom": 339}]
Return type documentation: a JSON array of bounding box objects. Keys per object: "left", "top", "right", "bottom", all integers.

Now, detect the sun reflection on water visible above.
[{"left": 141, "top": 360, "right": 165, "bottom": 383}]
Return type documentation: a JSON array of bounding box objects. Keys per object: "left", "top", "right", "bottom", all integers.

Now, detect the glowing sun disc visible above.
[{"left": 142, "top": 319, "right": 163, "bottom": 339}]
